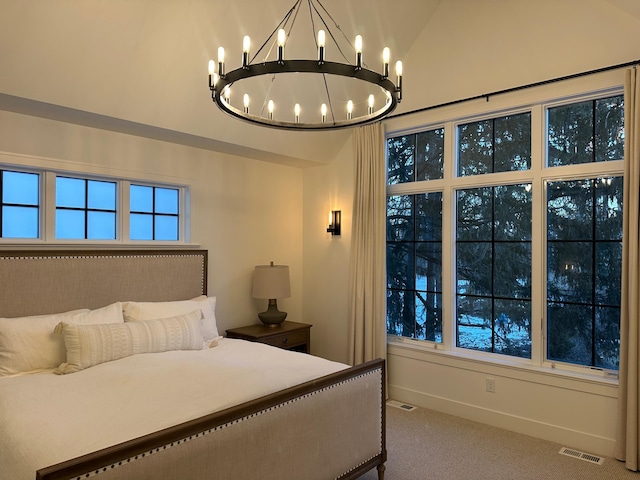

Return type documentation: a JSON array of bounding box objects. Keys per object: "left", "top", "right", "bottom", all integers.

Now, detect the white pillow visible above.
[
  {"left": 122, "top": 296, "right": 219, "bottom": 344},
  {"left": 0, "top": 302, "right": 124, "bottom": 377},
  {"left": 55, "top": 310, "right": 205, "bottom": 374}
]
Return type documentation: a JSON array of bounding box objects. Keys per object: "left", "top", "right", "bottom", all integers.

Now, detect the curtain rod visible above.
[{"left": 388, "top": 59, "right": 640, "bottom": 120}]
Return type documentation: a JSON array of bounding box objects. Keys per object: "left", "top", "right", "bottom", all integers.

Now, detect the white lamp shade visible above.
[{"left": 252, "top": 264, "right": 291, "bottom": 299}]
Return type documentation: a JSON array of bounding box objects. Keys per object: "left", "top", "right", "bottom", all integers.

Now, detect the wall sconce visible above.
[{"left": 327, "top": 210, "right": 341, "bottom": 236}]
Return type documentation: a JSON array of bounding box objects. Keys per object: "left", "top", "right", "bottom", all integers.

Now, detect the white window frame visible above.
[
  {"left": 0, "top": 165, "right": 192, "bottom": 246},
  {"left": 384, "top": 71, "right": 624, "bottom": 383}
]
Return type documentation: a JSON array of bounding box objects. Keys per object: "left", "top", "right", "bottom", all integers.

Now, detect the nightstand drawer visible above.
[
  {"left": 226, "top": 321, "right": 312, "bottom": 353},
  {"left": 259, "top": 329, "right": 308, "bottom": 349}
]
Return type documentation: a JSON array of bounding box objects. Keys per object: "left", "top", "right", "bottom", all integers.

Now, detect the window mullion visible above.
[
  {"left": 120, "top": 180, "right": 130, "bottom": 242},
  {"left": 590, "top": 181, "right": 597, "bottom": 367},
  {"left": 530, "top": 104, "right": 545, "bottom": 367},
  {"left": 441, "top": 121, "right": 456, "bottom": 350},
  {"left": 44, "top": 172, "right": 56, "bottom": 241},
  {"left": 84, "top": 179, "right": 89, "bottom": 239}
]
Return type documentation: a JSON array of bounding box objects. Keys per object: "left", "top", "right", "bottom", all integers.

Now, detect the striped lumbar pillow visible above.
[{"left": 55, "top": 310, "right": 204, "bottom": 374}]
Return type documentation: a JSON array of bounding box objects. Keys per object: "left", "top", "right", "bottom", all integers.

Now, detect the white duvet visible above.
[{"left": 0, "top": 338, "right": 348, "bottom": 480}]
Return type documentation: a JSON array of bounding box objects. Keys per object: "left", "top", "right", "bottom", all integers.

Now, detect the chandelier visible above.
[{"left": 207, "top": 0, "right": 403, "bottom": 130}]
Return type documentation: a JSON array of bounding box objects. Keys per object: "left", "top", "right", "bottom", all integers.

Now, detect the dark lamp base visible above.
[{"left": 258, "top": 299, "right": 287, "bottom": 327}]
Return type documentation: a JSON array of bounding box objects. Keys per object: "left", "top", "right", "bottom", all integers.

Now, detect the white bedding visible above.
[{"left": 0, "top": 338, "right": 349, "bottom": 480}]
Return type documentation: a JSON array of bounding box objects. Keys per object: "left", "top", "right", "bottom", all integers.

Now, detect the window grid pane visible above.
[
  {"left": 546, "top": 177, "right": 622, "bottom": 369},
  {"left": 130, "top": 185, "right": 179, "bottom": 241},
  {"left": 1, "top": 170, "right": 40, "bottom": 239},
  {"left": 55, "top": 177, "right": 117, "bottom": 240},
  {"left": 386, "top": 193, "right": 443, "bottom": 342},
  {"left": 547, "top": 95, "right": 624, "bottom": 167},
  {"left": 455, "top": 185, "right": 532, "bottom": 359},
  {"left": 458, "top": 113, "right": 531, "bottom": 176},
  {"left": 387, "top": 129, "right": 444, "bottom": 185}
]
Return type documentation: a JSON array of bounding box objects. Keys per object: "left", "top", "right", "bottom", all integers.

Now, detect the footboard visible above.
[{"left": 36, "top": 359, "right": 386, "bottom": 480}]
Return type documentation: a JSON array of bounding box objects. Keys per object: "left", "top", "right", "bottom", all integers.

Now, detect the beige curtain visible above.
[
  {"left": 348, "top": 122, "right": 387, "bottom": 365},
  {"left": 615, "top": 66, "right": 640, "bottom": 471}
]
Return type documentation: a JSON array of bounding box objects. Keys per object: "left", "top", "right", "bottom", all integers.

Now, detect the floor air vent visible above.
[
  {"left": 559, "top": 447, "right": 605, "bottom": 465},
  {"left": 386, "top": 400, "right": 417, "bottom": 411}
]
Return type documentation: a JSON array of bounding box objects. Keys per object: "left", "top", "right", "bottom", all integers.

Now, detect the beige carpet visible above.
[{"left": 357, "top": 403, "right": 639, "bottom": 480}]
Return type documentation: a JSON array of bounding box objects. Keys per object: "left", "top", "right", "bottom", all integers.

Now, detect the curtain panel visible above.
[
  {"left": 615, "top": 66, "right": 640, "bottom": 471},
  {"left": 348, "top": 122, "right": 387, "bottom": 366}
]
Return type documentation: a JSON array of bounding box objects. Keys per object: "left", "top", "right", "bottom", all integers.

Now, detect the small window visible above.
[
  {"left": 458, "top": 112, "right": 531, "bottom": 176},
  {"left": 1, "top": 170, "right": 39, "bottom": 238},
  {"left": 547, "top": 95, "right": 624, "bottom": 166},
  {"left": 55, "top": 177, "right": 117, "bottom": 240},
  {"left": 130, "top": 185, "right": 179, "bottom": 241},
  {"left": 387, "top": 128, "right": 444, "bottom": 185}
]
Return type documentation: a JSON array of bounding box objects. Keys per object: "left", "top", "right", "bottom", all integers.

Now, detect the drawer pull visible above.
[{"left": 282, "top": 337, "right": 289, "bottom": 344}]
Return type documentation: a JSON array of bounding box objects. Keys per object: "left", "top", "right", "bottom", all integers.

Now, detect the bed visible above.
[{"left": 0, "top": 250, "right": 386, "bottom": 480}]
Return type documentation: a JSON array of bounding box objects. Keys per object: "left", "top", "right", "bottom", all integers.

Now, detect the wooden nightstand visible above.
[{"left": 226, "top": 321, "right": 312, "bottom": 353}]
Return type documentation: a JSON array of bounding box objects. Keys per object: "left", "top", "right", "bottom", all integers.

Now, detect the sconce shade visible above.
[{"left": 252, "top": 263, "right": 291, "bottom": 299}]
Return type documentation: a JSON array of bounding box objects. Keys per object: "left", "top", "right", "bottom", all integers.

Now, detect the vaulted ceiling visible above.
[{"left": 1, "top": 0, "right": 639, "bottom": 167}]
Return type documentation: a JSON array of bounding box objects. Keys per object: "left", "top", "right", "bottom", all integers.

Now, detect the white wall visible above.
[
  {"left": 0, "top": 109, "right": 304, "bottom": 335},
  {"left": 302, "top": 139, "right": 354, "bottom": 363}
]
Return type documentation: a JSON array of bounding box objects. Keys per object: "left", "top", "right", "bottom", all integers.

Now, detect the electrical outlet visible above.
[{"left": 486, "top": 377, "right": 496, "bottom": 393}]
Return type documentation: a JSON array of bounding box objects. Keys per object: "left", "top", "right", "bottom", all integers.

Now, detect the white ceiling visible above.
[
  {"left": 0, "top": 0, "right": 442, "bottom": 167},
  {"left": 1, "top": 0, "right": 639, "bottom": 167}
]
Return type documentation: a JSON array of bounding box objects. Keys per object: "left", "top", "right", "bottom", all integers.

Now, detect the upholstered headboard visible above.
[{"left": 0, "top": 250, "right": 207, "bottom": 318}]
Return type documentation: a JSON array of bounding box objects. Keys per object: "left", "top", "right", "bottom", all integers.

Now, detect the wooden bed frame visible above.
[{"left": 0, "top": 250, "right": 386, "bottom": 480}]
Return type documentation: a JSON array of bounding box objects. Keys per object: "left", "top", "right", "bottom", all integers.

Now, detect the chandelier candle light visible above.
[{"left": 207, "top": 0, "right": 403, "bottom": 130}]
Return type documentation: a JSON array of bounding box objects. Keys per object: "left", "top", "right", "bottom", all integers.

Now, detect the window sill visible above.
[
  {"left": 0, "top": 240, "right": 202, "bottom": 249},
  {"left": 387, "top": 336, "right": 619, "bottom": 397}
]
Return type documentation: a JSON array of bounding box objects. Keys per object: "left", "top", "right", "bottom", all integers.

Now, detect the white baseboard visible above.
[{"left": 389, "top": 384, "right": 616, "bottom": 457}]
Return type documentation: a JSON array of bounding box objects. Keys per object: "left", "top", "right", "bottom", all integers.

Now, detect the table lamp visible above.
[{"left": 252, "top": 261, "right": 291, "bottom": 326}]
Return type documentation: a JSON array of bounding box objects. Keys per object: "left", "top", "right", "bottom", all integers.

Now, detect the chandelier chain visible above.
[
  {"left": 311, "top": 0, "right": 361, "bottom": 67},
  {"left": 251, "top": 0, "right": 301, "bottom": 64}
]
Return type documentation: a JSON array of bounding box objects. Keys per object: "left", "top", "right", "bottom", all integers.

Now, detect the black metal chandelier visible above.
[{"left": 207, "top": 0, "right": 403, "bottom": 130}]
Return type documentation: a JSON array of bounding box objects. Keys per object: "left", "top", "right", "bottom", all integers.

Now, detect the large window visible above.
[
  {"left": 386, "top": 129, "right": 444, "bottom": 342},
  {"left": 386, "top": 92, "right": 624, "bottom": 373},
  {"left": 387, "top": 192, "right": 443, "bottom": 341},
  {"left": 456, "top": 184, "right": 532, "bottom": 358},
  {"left": 0, "top": 168, "right": 187, "bottom": 243},
  {"left": 546, "top": 177, "right": 622, "bottom": 370}
]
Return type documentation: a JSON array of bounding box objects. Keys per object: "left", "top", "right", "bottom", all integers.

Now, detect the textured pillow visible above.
[
  {"left": 55, "top": 310, "right": 205, "bottom": 374},
  {"left": 123, "top": 296, "right": 219, "bottom": 344},
  {"left": 0, "top": 303, "right": 124, "bottom": 377}
]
